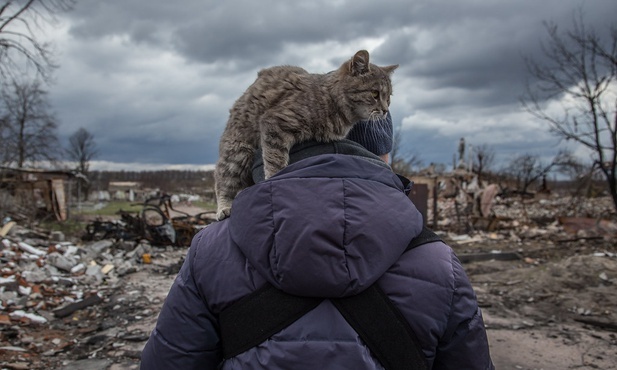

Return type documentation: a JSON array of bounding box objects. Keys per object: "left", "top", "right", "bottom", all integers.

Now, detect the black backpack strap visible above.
[
  {"left": 219, "top": 283, "right": 322, "bottom": 359},
  {"left": 331, "top": 284, "right": 428, "bottom": 370},
  {"left": 219, "top": 283, "right": 428, "bottom": 369},
  {"left": 406, "top": 226, "right": 442, "bottom": 252},
  {"left": 218, "top": 228, "right": 439, "bottom": 367}
]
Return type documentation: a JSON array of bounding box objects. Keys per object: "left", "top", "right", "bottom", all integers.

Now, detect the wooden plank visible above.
[
  {"left": 52, "top": 294, "right": 103, "bottom": 318},
  {"left": 458, "top": 252, "right": 521, "bottom": 263},
  {"left": 50, "top": 179, "right": 67, "bottom": 221}
]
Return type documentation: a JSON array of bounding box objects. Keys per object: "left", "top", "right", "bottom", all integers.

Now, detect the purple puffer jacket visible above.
[{"left": 141, "top": 153, "right": 494, "bottom": 370}]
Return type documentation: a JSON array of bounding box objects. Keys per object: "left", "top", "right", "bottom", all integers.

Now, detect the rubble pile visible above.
[
  {"left": 446, "top": 194, "right": 617, "bottom": 369},
  {"left": 0, "top": 193, "right": 614, "bottom": 369},
  {"left": 491, "top": 195, "right": 615, "bottom": 221},
  {"left": 435, "top": 194, "right": 616, "bottom": 240},
  {"left": 470, "top": 245, "right": 617, "bottom": 368},
  {"left": 0, "top": 222, "right": 182, "bottom": 369}
]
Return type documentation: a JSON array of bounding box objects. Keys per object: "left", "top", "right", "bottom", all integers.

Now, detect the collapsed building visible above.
[{"left": 0, "top": 167, "right": 82, "bottom": 222}]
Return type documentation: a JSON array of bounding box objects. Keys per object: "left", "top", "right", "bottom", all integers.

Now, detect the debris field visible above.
[{"left": 0, "top": 194, "right": 615, "bottom": 370}]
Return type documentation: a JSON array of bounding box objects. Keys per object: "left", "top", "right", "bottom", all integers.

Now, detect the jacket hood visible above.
[{"left": 229, "top": 153, "right": 423, "bottom": 298}]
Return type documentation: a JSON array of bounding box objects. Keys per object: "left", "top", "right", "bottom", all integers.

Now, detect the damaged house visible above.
[{"left": 0, "top": 167, "right": 80, "bottom": 222}]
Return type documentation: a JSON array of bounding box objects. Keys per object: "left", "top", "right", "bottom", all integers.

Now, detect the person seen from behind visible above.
[{"left": 140, "top": 111, "right": 495, "bottom": 369}]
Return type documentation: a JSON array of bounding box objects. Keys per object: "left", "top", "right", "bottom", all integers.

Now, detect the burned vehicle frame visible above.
[{"left": 82, "top": 194, "right": 216, "bottom": 246}]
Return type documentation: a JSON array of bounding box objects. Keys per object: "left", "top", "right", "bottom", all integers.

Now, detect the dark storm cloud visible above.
[
  {"left": 64, "top": 0, "right": 617, "bottom": 97},
  {"left": 377, "top": 0, "right": 617, "bottom": 109},
  {"left": 66, "top": 0, "right": 415, "bottom": 66},
  {"left": 65, "top": 0, "right": 617, "bottom": 79},
  {"left": 45, "top": 0, "right": 617, "bottom": 169}
]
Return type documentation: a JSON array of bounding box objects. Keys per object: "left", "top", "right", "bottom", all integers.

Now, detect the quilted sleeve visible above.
[
  {"left": 140, "top": 236, "right": 222, "bottom": 370},
  {"left": 432, "top": 251, "right": 495, "bottom": 370}
]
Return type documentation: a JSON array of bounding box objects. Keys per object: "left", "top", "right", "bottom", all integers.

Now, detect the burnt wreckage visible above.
[{"left": 83, "top": 194, "right": 216, "bottom": 247}]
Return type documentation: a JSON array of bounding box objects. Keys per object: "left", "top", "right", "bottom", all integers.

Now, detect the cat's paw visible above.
[{"left": 216, "top": 207, "right": 231, "bottom": 221}]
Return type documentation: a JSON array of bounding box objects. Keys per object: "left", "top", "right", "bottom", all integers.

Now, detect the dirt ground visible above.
[
  {"left": 1, "top": 198, "right": 616, "bottom": 369},
  {"left": 461, "top": 237, "right": 617, "bottom": 370}
]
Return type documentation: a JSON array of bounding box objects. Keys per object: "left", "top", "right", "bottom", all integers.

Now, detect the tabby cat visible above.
[{"left": 214, "top": 50, "right": 398, "bottom": 220}]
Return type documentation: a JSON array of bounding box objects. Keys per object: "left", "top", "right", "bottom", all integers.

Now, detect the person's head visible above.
[
  {"left": 252, "top": 111, "right": 394, "bottom": 183},
  {"left": 346, "top": 111, "right": 393, "bottom": 162}
]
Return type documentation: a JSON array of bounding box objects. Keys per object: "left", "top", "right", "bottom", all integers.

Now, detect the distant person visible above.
[{"left": 140, "top": 112, "right": 494, "bottom": 369}]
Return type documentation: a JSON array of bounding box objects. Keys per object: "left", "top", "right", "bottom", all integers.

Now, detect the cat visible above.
[{"left": 214, "top": 50, "right": 398, "bottom": 221}]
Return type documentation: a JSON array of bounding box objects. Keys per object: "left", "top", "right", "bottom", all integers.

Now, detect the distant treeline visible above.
[{"left": 88, "top": 170, "right": 215, "bottom": 194}]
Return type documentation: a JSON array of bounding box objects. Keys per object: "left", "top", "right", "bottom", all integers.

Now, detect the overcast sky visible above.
[{"left": 38, "top": 0, "right": 617, "bottom": 171}]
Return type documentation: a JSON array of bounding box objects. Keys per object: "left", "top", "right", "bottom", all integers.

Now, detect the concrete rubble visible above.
[
  {"left": 0, "top": 193, "right": 615, "bottom": 369},
  {"left": 440, "top": 194, "right": 617, "bottom": 370},
  {"left": 434, "top": 191, "right": 617, "bottom": 241},
  {"left": 0, "top": 221, "right": 184, "bottom": 369}
]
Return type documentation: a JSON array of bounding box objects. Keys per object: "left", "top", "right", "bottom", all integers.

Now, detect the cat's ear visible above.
[
  {"left": 383, "top": 64, "right": 399, "bottom": 75},
  {"left": 350, "top": 50, "right": 370, "bottom": 76}
]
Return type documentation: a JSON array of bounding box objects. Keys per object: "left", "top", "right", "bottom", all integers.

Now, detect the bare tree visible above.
[
  {"left": 552, "top": 149, "right": 583, "bottom": 177},
  {"left": 505, "top": 153, "right": 554, "bottom": 194},
  {"left": 551, "top": 149, "right": 600, "bottom": 197},
  {"left": 67, "top": 127, "right": 97, "bottom": 174},
  {"left": 522, "top": 12, "right": 617, "bottom": 212},
  {"left": 472, "top": 144, "right": 496, "bottom": 185},
  {"left": 390, "top": 124, "right": 423, "bottom": 175},
  {"left": 0, "top": 78, "right": 60, "bottom": 168},
  {"left": 0, "top": 0, "right": 74, "bottom": 81},
  {"left": 66, "top": 127, "right": 97, "bottom": 200},
  {"left": 0, "top": 112, "right": 10, "bottom": 165}
]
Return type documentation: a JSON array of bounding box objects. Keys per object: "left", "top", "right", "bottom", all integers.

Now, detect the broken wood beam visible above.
[
  {"left": 52, "top": 293, "right": 103, "bottom": 318},
  {"left": 556, "top": 236, "right": 604, "bottom": 243},
  {"left": 458, "top": 252, "right": 522, "bottom": 263},
  {"left": 573, "top": 318, "right": 617, "bottom": 332}
]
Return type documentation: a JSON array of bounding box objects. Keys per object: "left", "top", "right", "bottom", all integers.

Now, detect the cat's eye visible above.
[{"left": 371, "top": 91, "right": 379, "bottom": 99}]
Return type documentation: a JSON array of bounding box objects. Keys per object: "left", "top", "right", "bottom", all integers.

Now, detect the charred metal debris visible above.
[{"left": 82, "top": 194, "right": 216, "bottom": 247}]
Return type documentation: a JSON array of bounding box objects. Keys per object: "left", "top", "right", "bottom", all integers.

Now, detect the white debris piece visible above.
[
  {"left": 9, "top": 310, "right": 48, "bottom": 324},
  {"left": 64, "top": 245, "right": 79, "bottom": 257},
  {"left": 17, "top": 241, "right": 46, "bottom": 256},
  {"left": 18, "top": 286, "right": 32, "bottom": 296},
  {"left": 47, "top": 252, "right": 78, "bottom": 272},
  {"left": 71, "top": 263, "right": 86, "bottom": 274},
  {"left": 0, "top": 276, "right": 16, "bottom": 285}
]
